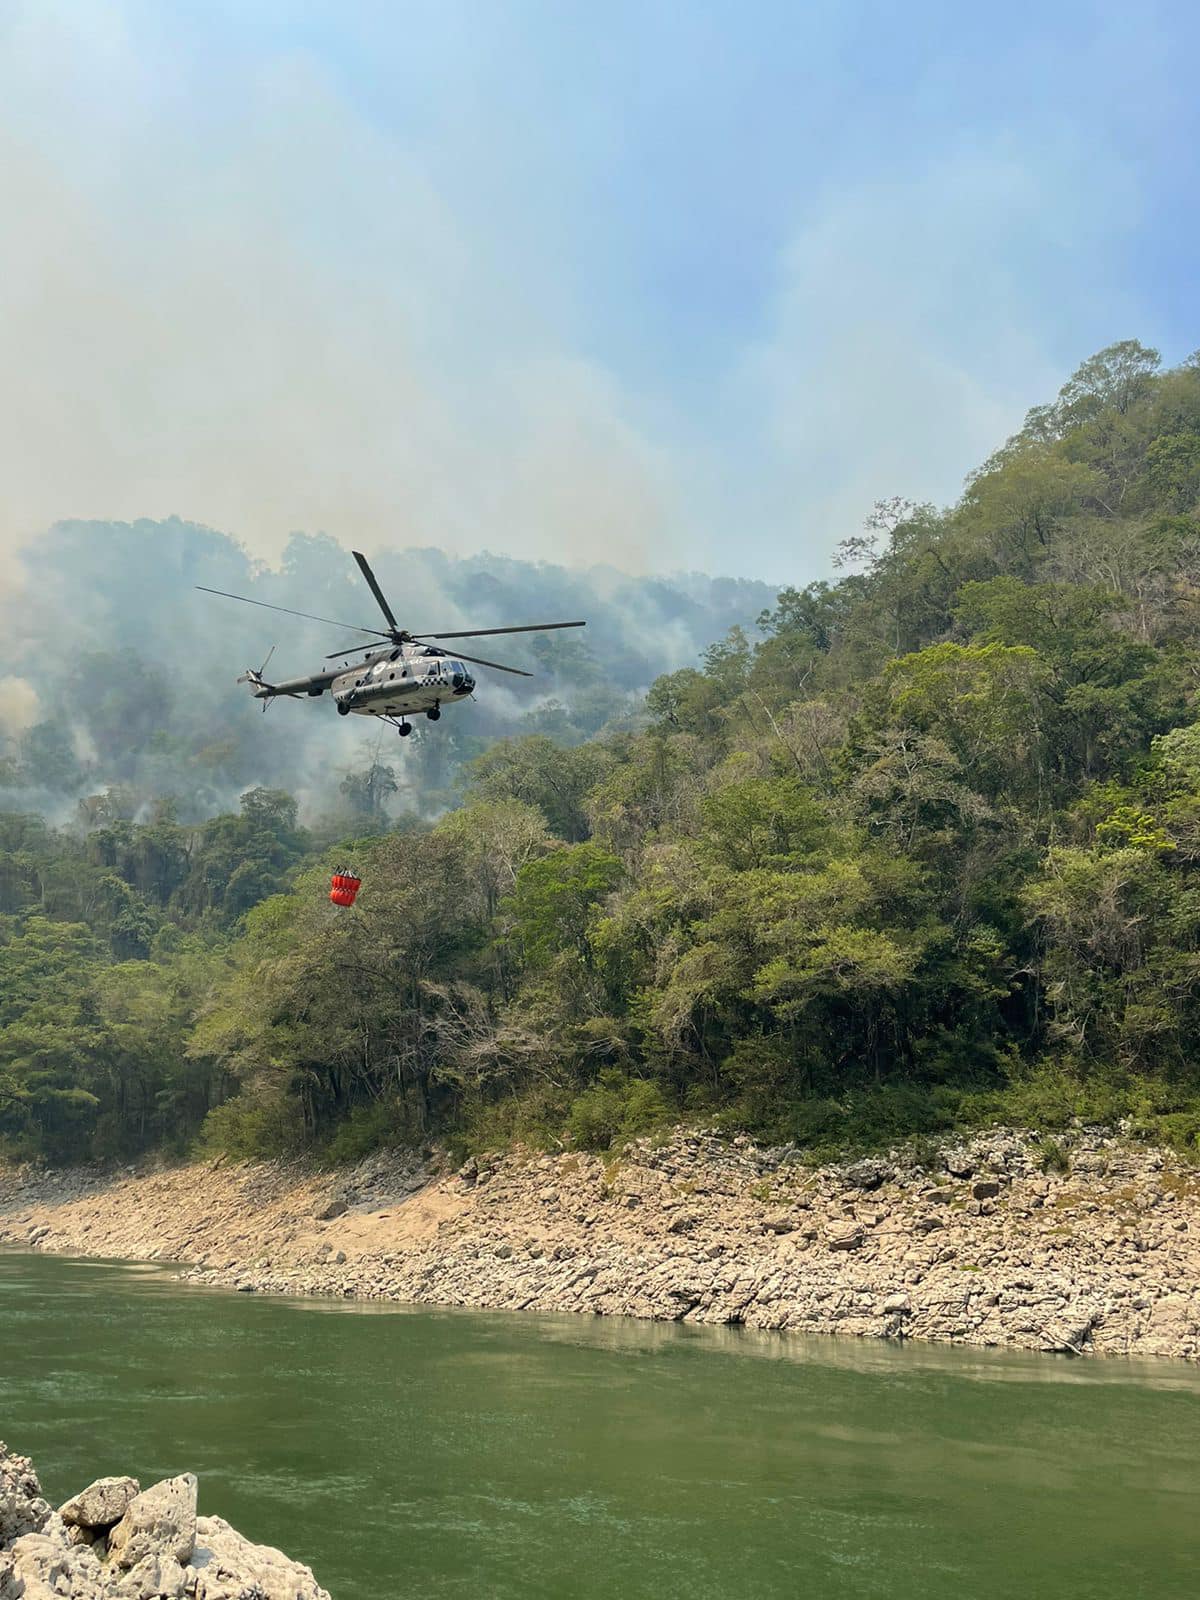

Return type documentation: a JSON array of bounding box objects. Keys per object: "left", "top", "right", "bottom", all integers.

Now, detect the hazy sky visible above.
[{"left": 1, "top": 0, "right": 1196, "bottom": 584}]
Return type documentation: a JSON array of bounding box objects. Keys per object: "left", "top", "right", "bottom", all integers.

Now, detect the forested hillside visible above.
[{"left": 5, "top": 340, "right": 1200, "bottom": 1167}]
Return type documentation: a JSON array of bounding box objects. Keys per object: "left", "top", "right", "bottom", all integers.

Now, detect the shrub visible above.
[
  {"left": 459, "top": 1085, "right": 572, "bottom": 1156},
  {"left": 1040, "top": 1137, "right": 1071, "bottom": 1174},
  {"left": 195, "top": 1091, "right": 302, "bottom": 1162},
  {"left": 567, "top": 1071, "right": 673, "bottom": 1151},
  {"left": 319, "top": 1098, "right": 417, "bottom": 1167}
]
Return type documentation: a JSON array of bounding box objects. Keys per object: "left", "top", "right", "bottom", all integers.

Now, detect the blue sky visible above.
[{"left": 1, "top": 0, "right": 1196, "bottom": 583}]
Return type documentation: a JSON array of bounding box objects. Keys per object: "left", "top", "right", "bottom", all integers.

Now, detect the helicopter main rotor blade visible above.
[
  {"left": 451, "top": 649, "right": 533, "bottom": 678},
  {"left": 324, "top": 640, "right": 383, "bottom": 660},
  {"left": 352, "top": 551, "right": 402, "bottom": 634},
  {"left": 196, "top": 587, "right": 390, "bottom": 638},
  {"left": 413, "top": 620, "right": 586, "bottom": 641}
]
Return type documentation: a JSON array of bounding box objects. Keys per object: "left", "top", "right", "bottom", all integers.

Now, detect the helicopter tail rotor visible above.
[
  {"left": 238, "top": 644, "right": 279, "bottom": 709},
  {"left": 237, "top": 642, "right": 276, "bottom": 685}
]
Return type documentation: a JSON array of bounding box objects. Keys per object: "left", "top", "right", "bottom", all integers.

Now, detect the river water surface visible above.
[{"left": 1, "top": 1252, "right": 1198, "bottom": 1598}]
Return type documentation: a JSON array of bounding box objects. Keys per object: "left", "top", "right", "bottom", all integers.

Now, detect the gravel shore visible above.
[{"left": 3, "top": 1126, "right": 1200, "bottom": 1361}]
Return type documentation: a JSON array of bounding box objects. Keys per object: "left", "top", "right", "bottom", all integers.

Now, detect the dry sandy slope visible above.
[
  {"left": 0, "top": 1149, "right": 451, "bottom": 1269},
  {"left": 3, "top": 1128, "right": 1200, "bottom": 1362}
]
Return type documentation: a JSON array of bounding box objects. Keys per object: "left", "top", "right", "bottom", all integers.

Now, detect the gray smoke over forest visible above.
[{"left": 0, "top": 518, "right": 776, "bottom": 826}]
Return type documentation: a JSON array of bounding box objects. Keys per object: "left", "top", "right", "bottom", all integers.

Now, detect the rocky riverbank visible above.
[
  {"left": 0, "top": 1441, "right": 328, "bottom": 1599},
  {"left": 3, "top": 1126, "right": 1200, "bottom": 1361}
]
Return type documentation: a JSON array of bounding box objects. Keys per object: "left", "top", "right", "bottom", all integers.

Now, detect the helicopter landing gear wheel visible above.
[
  {"left": 427, "top": 705, "right": 441, "bottom": 721},
  {"left": 336, "top": 701, "right": 351, "bottom": 716},
  {"left": 397, "top": 721, "right": 412, "bottom": 738}
]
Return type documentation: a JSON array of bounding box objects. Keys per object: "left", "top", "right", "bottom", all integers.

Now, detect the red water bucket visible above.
[{"left": 330, "top": 872, "right": 362, "bottom": 907}]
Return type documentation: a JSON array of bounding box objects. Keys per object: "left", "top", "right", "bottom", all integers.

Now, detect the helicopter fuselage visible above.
[
  {"left": 257, "top": 644, "right": 476, "bottom": 722},
  {"left": 331, "top": 646, "right": 475, "bottom": 719}
]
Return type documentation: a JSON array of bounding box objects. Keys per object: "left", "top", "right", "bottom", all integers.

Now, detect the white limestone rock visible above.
[
  {"left": 0, "top": 1525, "right": 107, "bottom": 1600},
  {"left": 191, "top": 1515, "right": 331, "bottom": 1600},
  {"left": 0, "top": 1444, "right": 50, "bottom": 1545},
  {"left": 107, "top": 1475, "right": 197, "bottom": 1569},
  {"left": 2, "top": 1448, "right": 331, "bottom": 1600},
  {"left": 110, "top": 1551, "right": 188, "bottom": 1599},
  {"left": 60, "top": 1478, "right": 140, "bottom": 1532}
]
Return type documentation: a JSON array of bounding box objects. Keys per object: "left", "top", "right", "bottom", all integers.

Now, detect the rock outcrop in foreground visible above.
[
  {"left": 0, "top": 1444, "right": 329, "bottom": 1600},
  {"left": 4, "top": 1125, "right": 1200, "bottom": 1360}
]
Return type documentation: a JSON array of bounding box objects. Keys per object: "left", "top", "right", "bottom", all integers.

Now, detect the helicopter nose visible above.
[{"left": 451, "top": 669, "right": 474, "bottom": 693}]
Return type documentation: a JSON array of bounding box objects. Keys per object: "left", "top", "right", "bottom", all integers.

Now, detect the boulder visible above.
[
  {"left": 761, "top": 1215, "right": 796, "bottom": 1234},
  {"left": 1041, "top": 1310, "right": 1098, "bottom": 1356},
  {"left": 314, "top": 1198, "right": 347, "bottom": 1221},
  {"left": 0, "top": 1443, "right": 50, "bottom": 1544},
  {"left": 826, "top": 1223, "right": 865, "bottom": 1252},
  {"left": 107, "top": 1474, "right": 197, "bottom": 1569},
  {"left": 111, "top": 1552, "right": 188, "bottom": 1599},
  {"left": 60, "top": 1476, "right": 140, "bottom": 1532},
  {"left": 191, "top": 1514, "right": 331, "bottom": 1600},
  {"left": 971, "top": 1179, "right": 1001, "bottom": 1201},
  {"left": 666, "top": 1213, "right": 699, "bottom": 1235},
  {"left": 1, "top": 1527, "right": 107, "bottom": 1600},
  {"left": 843, "top": 1160, "right": 890, "bottom": 1191}
]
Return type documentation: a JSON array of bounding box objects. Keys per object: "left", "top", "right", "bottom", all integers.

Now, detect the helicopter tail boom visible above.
[{"left": 240, "top": 665, "right": 342, "bottom": 700}]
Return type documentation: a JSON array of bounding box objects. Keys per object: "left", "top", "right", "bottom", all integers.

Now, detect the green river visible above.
[{"left": 2, "top": 1253, "right": 1198, "bottom": 1598}]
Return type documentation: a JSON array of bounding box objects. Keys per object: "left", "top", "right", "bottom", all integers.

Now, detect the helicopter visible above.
[{"left": 197, "top": 550, "right": 586, "bottom": 737}]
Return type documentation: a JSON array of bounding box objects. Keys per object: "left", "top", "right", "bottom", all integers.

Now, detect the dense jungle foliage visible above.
[{"left": 5, "top": 340, "right": 1200, "bottom": 1165}]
